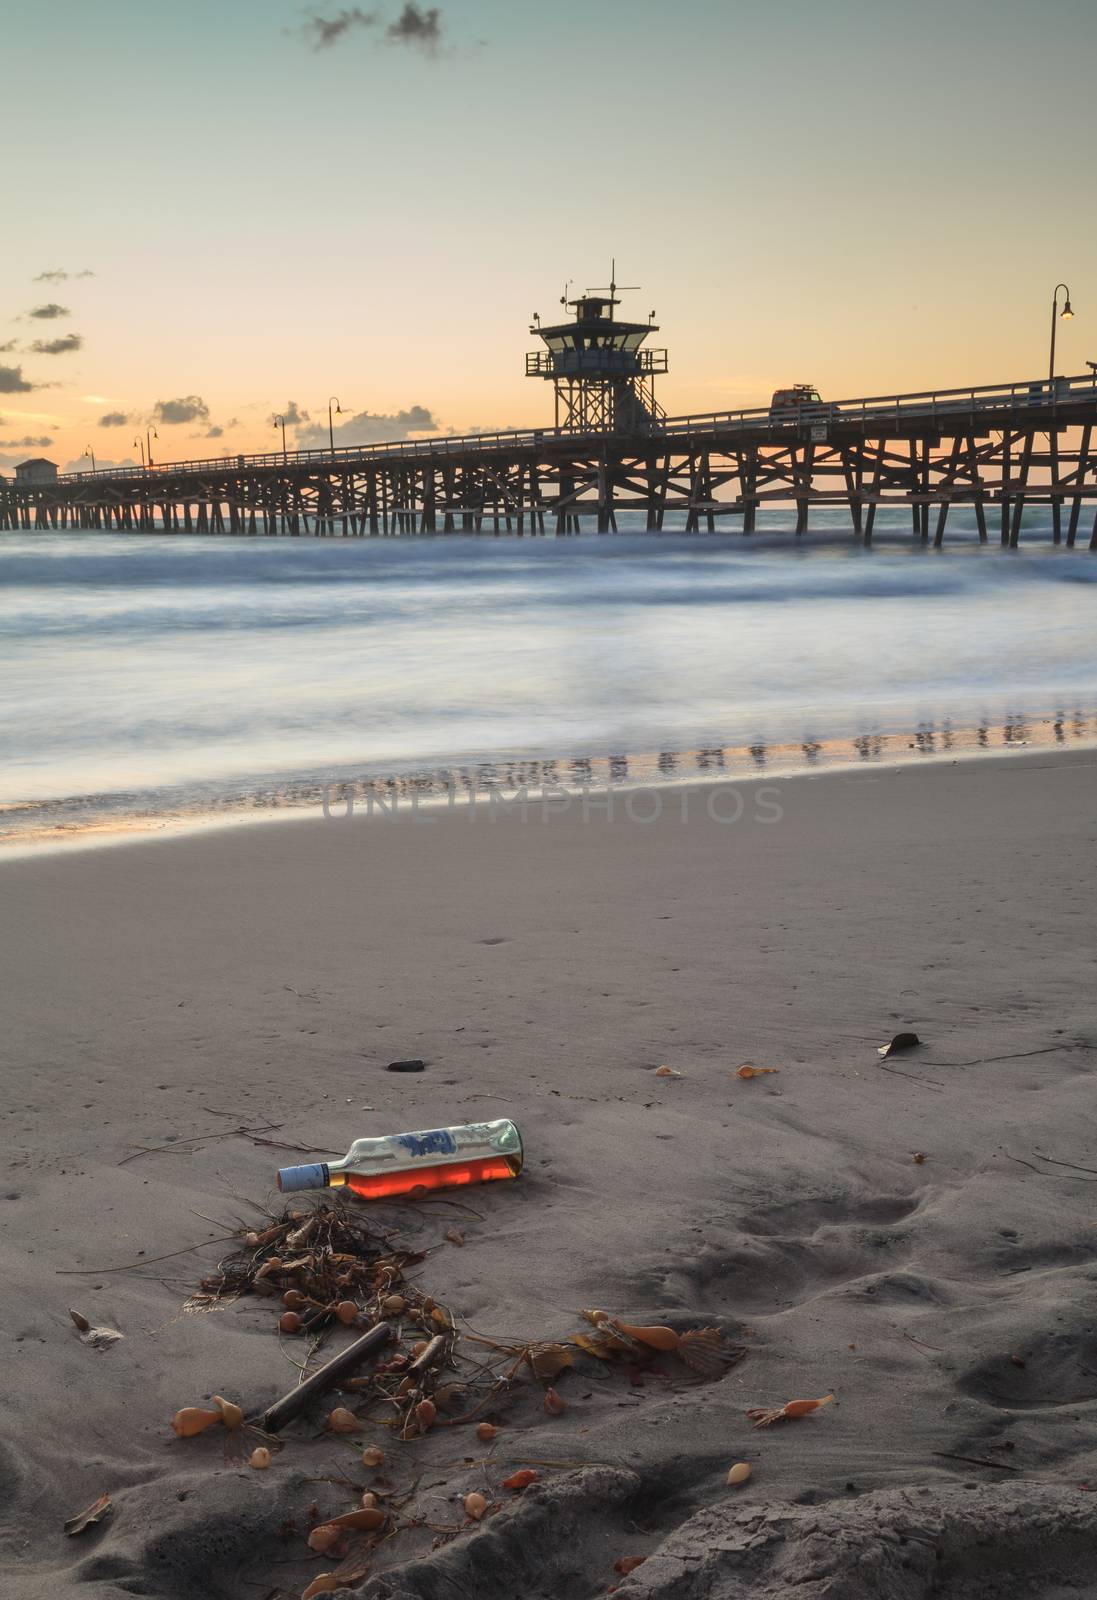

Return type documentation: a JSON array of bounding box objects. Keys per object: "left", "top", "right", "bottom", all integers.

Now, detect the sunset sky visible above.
[{"left": 3, "top": 0, "right": 1096, "bottom": 472}]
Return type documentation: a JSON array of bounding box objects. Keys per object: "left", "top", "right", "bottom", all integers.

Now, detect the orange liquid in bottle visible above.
[{"left": 332, "top": 1154, "right": 520, "bottom": 1201}]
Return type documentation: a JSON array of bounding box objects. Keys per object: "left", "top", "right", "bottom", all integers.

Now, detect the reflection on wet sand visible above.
[{"left": 3, "top": 708, "right": 1096, "bottom": 852}]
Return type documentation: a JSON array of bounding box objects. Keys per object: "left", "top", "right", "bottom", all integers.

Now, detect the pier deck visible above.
[{"left": 5, "top": 373, "right": 1097, "bottom": 547}]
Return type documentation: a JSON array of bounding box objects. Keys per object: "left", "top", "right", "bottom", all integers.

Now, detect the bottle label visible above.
[{"left": 395, "top": 1128, "right": 459, "bottom": 1160}]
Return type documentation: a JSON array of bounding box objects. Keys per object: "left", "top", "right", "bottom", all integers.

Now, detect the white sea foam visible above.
[{"left": 1, "top": 517, "right": 1095, "bottom": 839}]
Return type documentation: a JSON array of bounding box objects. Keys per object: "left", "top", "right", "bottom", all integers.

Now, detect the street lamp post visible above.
[
  {"left": 134, "top": 428, "right": 158, "bottom": 468},
  {"left": 274, "top": 414, "right": 287, "bottom": 461},
  {"left": 83, "top": 445, "right": 96, "bottom": 473},
  {"left": 1049, "top": 283, "right": 1073, "bottom": 384},
  {"left": 328, "top": 396, "right": 344, "bottom": 455}
]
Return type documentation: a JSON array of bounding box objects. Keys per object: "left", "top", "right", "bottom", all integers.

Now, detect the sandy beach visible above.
[{"left": 4, "top": 747, "right": 1097, "bottom": 1599}]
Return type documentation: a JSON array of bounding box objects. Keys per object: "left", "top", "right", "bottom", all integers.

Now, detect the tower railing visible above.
[{"left": 525, "top": 349, "right": 668, "bottom": 378}]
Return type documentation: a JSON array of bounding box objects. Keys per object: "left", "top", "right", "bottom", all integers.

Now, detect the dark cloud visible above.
[
  {"left": 28, "top": 303, "right": 71, "bottom": 320},
  {"left": 224, "top": 417, "right": 241, "bottom": 429},
  {"left": 303, "top": 4, "right": 441, "bottom": 51},
  {"left": 34, "top": 269, "right": 94, "bottom": 284},
  {"left": 303, "top": 7, "right": 377, "bottom": 47},
  {"left": 270, "top": 400, "right": 310, "bottom": 428},
  {"left": 0, "top": 365, "right": 34, "bottom": 394},
  {"left": 0, "top": 434, "right": 52, "bottom": 448},
  {"left": 205, "top": 425, "right": 224, "bottom": 438},
  {"left": 0, "top": 339, "right": 16, "bottom": 353},
  {"left": 294, "top": 403, "right": 439, "bottom": 448},
  {"left": 98, "top": 410, "right": 131, "bottom": 428},
  {"left": 29, "top": 333, "right": 83, "bottom": 355},
  {"left": 385, "top": 3, "right": 440, "bottom": 49},
  {"left": 153, "top": 394, "right": 211, "bottom": 425}
]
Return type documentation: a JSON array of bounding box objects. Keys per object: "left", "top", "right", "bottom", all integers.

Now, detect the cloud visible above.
[
  {"left": 302, "top": 7, "right": 377, "bottom": 47},
  {"left": 0, "top": 434, "right": 53, "bottom": 447},
  {"left": 28, "top": 303, "right": 71, "bottom": 320},
  {"left": 0, "top": 366, "right": 34, "bottom": 394},
  {"left": 270, "top": 399, "right": 310, "bottom": 427},
  {"left": 62, "top": 455, "right": 135, "bottom": 474},
  {"left": 302, "top": 4, "right": 441, "bottom": 51},
  {"left": 29, "top": 333, "right": 83, "bottom": 355},
  {"left": 0, "top": 340, "right": 16, "bottom": 353},
  {"left": 204, "top": 425, "right": 224, "bottom": 438},
  {"left": 153, "top": 394, "right": 210, "bottom": 425},
  {"left": 385, "top": 3, "right": 440, "bottom": 49},
  {"left": 34, "top": 269, "right": 94, "bottom": 284},
  {"left": 98, "top": 410, "right": 131, "bottom": 428},
  {"left": 294, "top": 403, "right": 439, "bottom": 448}
]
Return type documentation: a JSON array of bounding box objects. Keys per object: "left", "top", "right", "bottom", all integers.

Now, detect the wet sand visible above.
[{"left": 3, "top": 748, "right": 1097, "bottom": 1598}]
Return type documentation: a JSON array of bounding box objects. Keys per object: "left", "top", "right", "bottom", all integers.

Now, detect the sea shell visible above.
[
  {"left": 301, "top": 1575, "right": 340, "bottom": 1598},
  {"left": 307, "top": 1524, "right": 342, "bottom": 1554},
  {"left": 501, "top": 1469, "right": 539, "bottom": 1491},
  {"left": 610, "top": 1320, "right": 680, "bottom": 1352},
  {"left": 327, "top": 1506, "right": 386, "bottom": 1532},
  {"left": 211, "top": 1395, "right": 244, "bottom": 1430},
  {"left": 783, "top": 1395, "right": 834, "bottom": 1418},
  {"left": 171, "top": 1407, "right": 222, "bottom": 1438},
  {"left": 327, "top": 1407, "right": 362, "bottom": 1434}
]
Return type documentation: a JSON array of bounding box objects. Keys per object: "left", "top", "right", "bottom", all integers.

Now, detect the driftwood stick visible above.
[
  {"left": 262, "top": 1321, "right": 394, "bottom": 1433},
  {"left": 407, "top": 1334, "right": 447, "bottom": 1377}
]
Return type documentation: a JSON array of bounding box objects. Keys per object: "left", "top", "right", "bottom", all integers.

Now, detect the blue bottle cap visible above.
[{"left": 277, "top": 1162, "right": 328, "bottom": 1193}]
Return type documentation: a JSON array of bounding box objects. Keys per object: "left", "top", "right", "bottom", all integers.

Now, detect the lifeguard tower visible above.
[{"left": 527, "top": 265, "right": 667, "bottom": 434}]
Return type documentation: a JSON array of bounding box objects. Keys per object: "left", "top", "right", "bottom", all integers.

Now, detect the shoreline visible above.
[{"left": 4, "top": 703, "right": 1097, "bottom": 859}]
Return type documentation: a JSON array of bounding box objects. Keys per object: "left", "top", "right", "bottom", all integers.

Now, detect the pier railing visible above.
[{"left": 53, "top": 372, "right": 1097, "bottom": 486}]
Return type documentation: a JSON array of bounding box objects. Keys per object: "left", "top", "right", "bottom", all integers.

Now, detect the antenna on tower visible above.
[{"left": 587, "top": 259, "right": 640, "bottom": 308}]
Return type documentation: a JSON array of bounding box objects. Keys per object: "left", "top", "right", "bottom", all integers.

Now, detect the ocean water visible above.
[{"left": 2, "top": 513, "right": 1096, "bottom": 845}]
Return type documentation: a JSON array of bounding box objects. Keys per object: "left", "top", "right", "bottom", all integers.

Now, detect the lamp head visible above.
[{"left": 1061, "top": 299, "right": 1074, "bottom": 319}]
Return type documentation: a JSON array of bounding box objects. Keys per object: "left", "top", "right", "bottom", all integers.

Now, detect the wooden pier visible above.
[{"left": 5, "top": 374, "right": 1097, "bottom": 548}]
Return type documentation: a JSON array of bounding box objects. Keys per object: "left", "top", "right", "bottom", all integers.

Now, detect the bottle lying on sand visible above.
[{"left": 277, "top": 1119, "right": 523, "bottom": 1201}]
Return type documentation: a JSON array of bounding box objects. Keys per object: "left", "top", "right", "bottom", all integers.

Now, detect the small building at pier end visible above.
[
  {"left": 15, "top": 458, "right": 59, "bottom": 485},
  {"left": 527, "top": 266, "right": 668, "bottom": 434}
]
